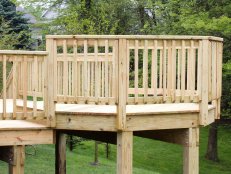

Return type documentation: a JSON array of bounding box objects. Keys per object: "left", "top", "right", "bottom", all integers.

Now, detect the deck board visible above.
[
  {"left": 0, "top": 99, "right": 215, "bottom": 116},
  {"left": 0, "top": 120, "right": 48, "bottom": 130}
]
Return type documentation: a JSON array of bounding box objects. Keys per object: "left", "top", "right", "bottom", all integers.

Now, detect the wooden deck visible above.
[{"left": 0, "top": 35, "right": 223, "bottom": 174}]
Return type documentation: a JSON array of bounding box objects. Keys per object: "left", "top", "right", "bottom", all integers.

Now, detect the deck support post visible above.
[
  {"left": 55, "top": 132, "right": 66, "bottom": 174},
  {"left": 183, "top": 128, "right": 199, "bottom": 174},
  {"left": 117, "top": 131, "right": 133, "bottom": 174},
  {"left": 8, "top": 145, "right": 25, "bottom": 174}
]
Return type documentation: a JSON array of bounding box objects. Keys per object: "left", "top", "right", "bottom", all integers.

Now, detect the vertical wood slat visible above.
[
  {"left": 171, "top": 40, "right": 176, "bottom": 101},
  {"left": 134, "top": 40, "right": 139, "bottom": 103},
  {"left": 73, "top": 39, "right": 78, "bottom": 102},
  {"left": 83, "top": 40, "right": 88, "bottom": 100},
  {"left": 211, "top": 42, "right": 217, "bottom": 100},
  {"left": 189, "top": 41, "right": 196, "bottom": 101},
  {"left": 13, "top": 57, "right": 17, "bottom": 119},
  {"left": 113, "top": 40, "right": 119, "bottom": 104},
  {"left": 33, "top": 56, "right": 38, "bottom": 118},
  {"left": 177, "top": 49, "right": 181, "bottom": 91},
  {"left": 159, "top": 49, "right": 163, "bottom": 89},
  {"left": 94, "top": 40, "right": 99, "bottom": 103},
  {"left": 117, "top": 38, "right": 127, "bottom": 130},
  {"left": 53, "top": 40, "right": 57, "bottom": 101},
  {"left": 3, "top": 55, "right": 7, "bottom": 119},
  {"left": 181, "top": 40, "right": 186, "bottom": 102},
  {"left": 197, "top": 41, "right": 203, "bottom": 100},
  {"left": 63, "top": 40, "right": 68, "bottom": 102},
  {"left": 163, "top": 40, "right": 167, "bottom": 101},
  {"left": 127, "top": 40, "right": 130, "bottom": 102},
  {"left": 200, "top": 39, "right": 209, "bottom": 125},
  {"left": 208, "top": 41, "right": 212, "bottom": 101},
  {"left": 167, "top": 40, "right": 172, "bottom": 101},
  {"left": 105, "top": 40, "right": 109, "bottom": 103},
  {"left": 152, "top": 40, "right": 158, "bottom": 97},
  {"left": 23, "top": 56, "right": 28, "bottom": 119},
  {"left": 143, "top": 40, "right": 148, "bottom": 103}
]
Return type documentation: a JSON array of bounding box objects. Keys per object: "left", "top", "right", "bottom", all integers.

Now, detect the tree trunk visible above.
[{"left": 205, "top": 121, "right": 219, "bottom": 162}]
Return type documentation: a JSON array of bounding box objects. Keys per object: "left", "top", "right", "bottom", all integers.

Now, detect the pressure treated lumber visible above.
[
  {"left": 8, "top": 146, "right": 25, "bottom": 174},
  {"left": 55, "top": 132, "right": 66, "bottom": 174},
  {"left": 183, "top": 128, "right": 199, "bottom": 174},
  {"left": 117, "top": 131, "right": 133, "bottom": 174}
]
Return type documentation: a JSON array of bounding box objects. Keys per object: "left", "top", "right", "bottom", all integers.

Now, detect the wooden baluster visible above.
[
  {"left": 163, "top": 40, "right": 167, "bottom": 102},
  {"left": 63, "top": 40, "right": 68, "bottom": 102},
  {"left": 171, "top": 40, "right": 176, "bottom": 102},
  {"left": 13, "top": 57, "right": 17, "bottom": 119},
  {"left": 181, "top": 40, "right": 186, "bottom": 102},
  {"left": 3, "top": 55, "right": 7, "bottom": 119},
  {"left": 33, "top": 56, "right": 38, "bottom": 118},
  {"left": 143, "top": 40, "right": 148, "bottom": 103},
  {"left": 105, "top": 40, "right": 109, "bottom": 103},
  {"left": 23, "top": 56, "right": 28, "bottom": 119},
  {"left": 134, "top": 40, "right": 139, "bottom": 104}
]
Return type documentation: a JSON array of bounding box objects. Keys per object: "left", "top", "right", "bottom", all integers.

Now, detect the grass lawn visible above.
[{"left": 0, "top": 126, "right": 230, "bottom": 174}]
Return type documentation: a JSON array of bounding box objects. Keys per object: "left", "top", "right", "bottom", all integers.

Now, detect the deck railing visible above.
[
  {"left": 0, "top": 50, "right": 47, "bottom": 122},
  {"left": 46, "top": 35, "right": 223, "bottom": 128}
]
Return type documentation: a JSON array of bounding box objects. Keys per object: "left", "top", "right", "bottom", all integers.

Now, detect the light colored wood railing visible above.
[
  {"left": 46, "top": 35, "right": 223, "bottom": 128},
  {"left": 0, "top": 50, "right": 47, "bottom": 122}
]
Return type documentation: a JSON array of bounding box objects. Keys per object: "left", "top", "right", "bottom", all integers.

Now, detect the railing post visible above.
[
  {"left": 46, "top": 38, "right": 56, "bottom": 127},
  {"left": 117, "top": 39, "right": 128, "bottom": 130},
  {"left": 200, "top": 39, "right": 209, "bottom": 125}
]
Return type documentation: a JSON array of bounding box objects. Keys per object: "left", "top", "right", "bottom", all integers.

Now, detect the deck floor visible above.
[{"left": 0, "top": 99, "right": 214, "bottom": 115}]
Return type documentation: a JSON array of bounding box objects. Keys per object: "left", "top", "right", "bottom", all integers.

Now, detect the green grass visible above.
[{"left": 0, "top": 127, "right": 231, "bottom": 174}]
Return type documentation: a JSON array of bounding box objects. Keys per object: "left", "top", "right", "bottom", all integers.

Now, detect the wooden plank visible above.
[
  {"left": 183, "top": 128, "right": 199, "bottom": 174},
  {"left": 84, "top": 39, "right": 88, "bottom": 99},
  {"left": 33, "top": 56, "right": 38, "bottom": 118},
  {"left": 153, "top": 40, "right": 158, "bottom": 97},
  {"left": 9, "top": 146, "right": 25, "bottom": 174},
  {"left": 0, "top": 130, "right": 54, "bottom": 146},
  {"left": 197, "top": 41, "right": 202, "bottom": 100},
  {"left": 105, "top": 39, "right": 109, "bottom": 103},
  {"left": 3, "top": 55, "right": 7, "bottom": 119},
  {"left": 73, "top": 39, "right": 78, "bottom": 102},
  {"left": 126, "top": 113, "right": 198, "bottom": 131},
  {"left": 63, "top": 40, "right": 68, "bottom": 102},
  {"left": 171, "top": 40, "right": 176, "bottom": 101},
  {"left": 13, "top": 59, "right": 17, "bottom": 119},
  {"left": 55, "top": 132, "right": 66, "bottom": 174},
  {"left": 117, "top": 39, "right": 127, "bottom": 130},
  {"left": 53, "top": 40, "right": 58, "bottom": 101},
  {"left": 167, "top": 40, "right": 172, "bottom": 101},
  {"left": 143, "top": 40, "right": 148, "bottom": 103},
  {"left": 46, "top": 38, "right": 56, "bottom": 127},
  {"left": 117, "top": 131, "right": 133, "bottom": 174},
  {"left": 112, "top": 40, "right": 118, "bottom": 102},
  {"left": 163, "top": 40, "right": 167, "bottom": 101},
  {"left": 56, "top": 114, "right": 116, "bottom": 131},
  {"left": 134, "top": 40, "right": 139, "bottom": 103},
  {"left": 94, "top": 40, "right": 99, "bottom": 103},
  {"left": 23, "top": 57, "right": 28, "bottom": 119},
  {"left": 181, "top": 40, "right": 186, "bottom": 102},
  {"left": 200, "top": 40, "right": 209, "bottom": 125},
  {"left": 211, "top": 42, "right": 217, "bottom": 100},
  {"left": 134, "top": 129, "right": 190, "bottom": 146},
  {"left": 208, "top": 41, "right": 212, "bottom": 101}
]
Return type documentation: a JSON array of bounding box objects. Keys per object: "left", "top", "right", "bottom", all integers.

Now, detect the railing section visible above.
[
  {"left": 46, "top": 35, "right": 223, "bottom": 128},
  {"left": 0, "top": 51, "right": 47, "bottom": 121}
]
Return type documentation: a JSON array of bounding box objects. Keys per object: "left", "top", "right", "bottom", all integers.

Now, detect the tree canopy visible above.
[{"left": 0, "top": 0, "right": 31, "bottom": 49}]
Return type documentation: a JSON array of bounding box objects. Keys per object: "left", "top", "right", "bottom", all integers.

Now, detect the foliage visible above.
[{"left": 0, "top": 0, "right": 32, "bottom": 49}]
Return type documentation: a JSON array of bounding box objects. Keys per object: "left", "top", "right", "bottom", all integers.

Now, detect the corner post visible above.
[
  {"left": 183, "top": 128, "right": 199, "bottom": 174},
  {"left": 200, "top": 39, "right": 209, "bottom": 125},
  {"left": 45, "top": 38, "right": 56, "bottom": 127},
  {"left": 117, "top": 131, "right": 133, "bottom": 174},
  {"left": 117, "top": 38, "right": 128, "bottom": 130}
]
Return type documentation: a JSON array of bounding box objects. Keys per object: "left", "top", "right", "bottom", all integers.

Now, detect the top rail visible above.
[{"left": 46, "top": 35, "right": 223, "bottom": 42}]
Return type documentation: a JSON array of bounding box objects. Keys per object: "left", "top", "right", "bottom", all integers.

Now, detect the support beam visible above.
[
  {"left": 134, "top": 129, "right": 189, "bottom": 146},
  {"left": 9, "top": 146, "right": 25, "bottom": 174},
  {"left": 117, "top": 131, "right": 133, "bottom": 174},
  {"left": 55, "top": 132, "right": 66, "bottom": 174},
  {"left": 183, "top": 128, "right": 199, "bottom": 174}
]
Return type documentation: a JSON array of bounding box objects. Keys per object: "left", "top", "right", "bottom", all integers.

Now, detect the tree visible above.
[{"left": 0, "top": 0, "right": 32, "bottom": 49}]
